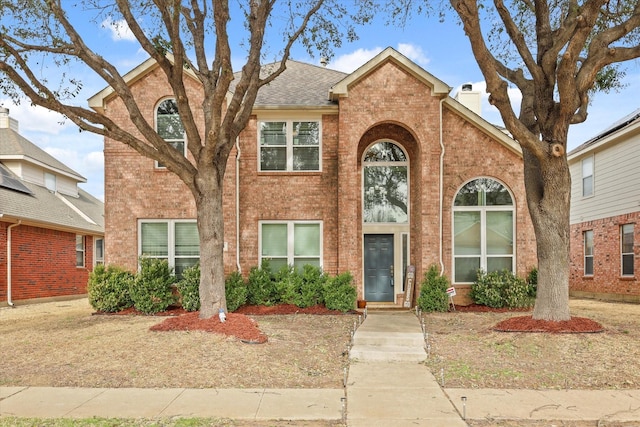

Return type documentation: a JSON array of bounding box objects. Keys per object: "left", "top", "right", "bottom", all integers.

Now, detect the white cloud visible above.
[
  {"left": 328, "top": 47, "right": 384, "bottom": 73},
  {"left": 397, "top": 43, "right": 430, "bottom": 68},
  {"left": 102, "top": 17, "right": 136, "bottom": 42},
  {"left": 0, "top": 99, "right": 72, "bottom": 135}
]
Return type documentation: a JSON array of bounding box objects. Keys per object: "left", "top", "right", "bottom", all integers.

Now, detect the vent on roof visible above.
[{"left": 0, "top": 164, "right": 33, "bottom": 195}]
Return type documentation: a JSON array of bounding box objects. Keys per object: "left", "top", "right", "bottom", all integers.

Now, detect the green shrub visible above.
[
  {"left": 247, "top": 260, "right": 278, "bottom": 306},
  {"left": 526, "top": 267, "right": 538, "bottom": 297},
  {"left": 176, "top": 263, "right": 200, "bottom": 312},
  {"left": 225, "top": 270, "right": 248, "bottom": 312},
  {"left": 323, "top": 272, "right": 356, "bottom": 312},
  {"left": 130, "top": 257, "right": 177, "bottom": 314},
  {"left": 274, "top": 265, "right": 303, "bottom": 305},
  {"left": 295, "top": 264, "right": 327, "bottom": 308},
  {"left": 87, "top": 264, "right": 135, "bottom": 313},
  {"left": 417, "top": 265, "right": 450, "bottom": 312},
  {"left": 470, "top": 269, "right": 535, "bottom": 309}
]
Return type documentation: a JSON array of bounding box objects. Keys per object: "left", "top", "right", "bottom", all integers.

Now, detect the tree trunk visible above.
[
  {"left": 522, "top": 147, "right": 572, "bottom": 321},
  {"left": 194, "top": 167, "right": 227, "bottom": 319}
]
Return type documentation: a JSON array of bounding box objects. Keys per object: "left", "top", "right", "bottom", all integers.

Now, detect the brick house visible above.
[
  {"left": 568, "top": 108, "right": 640, "bottom": 303},
  {"left": 0, "top": 108, "right": 104, "bottom": 305},
  {"left": 89, "top": 47, "right": 537, "bottom": 306}
]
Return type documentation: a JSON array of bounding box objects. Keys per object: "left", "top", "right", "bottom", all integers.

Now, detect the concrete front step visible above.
[
  {"left": 349, "top": 345, "right": 426, "bottom": 362},
  {"left": 353, "top": 331, "right": 425, "bottom": 347}
]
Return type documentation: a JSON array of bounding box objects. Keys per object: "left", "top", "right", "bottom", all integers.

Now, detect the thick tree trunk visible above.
[
  {"left": 522, "top": 147, "right": 572, "bottom": 321},
  {"left": 194, "top": 168, "right": 227, "bottom": 319}
]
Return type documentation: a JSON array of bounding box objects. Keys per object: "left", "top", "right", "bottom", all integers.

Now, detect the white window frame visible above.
[
  {"left": 138, "top": 219, "right": 199, "bottom": 274},
  {"left": 94, "top": 237, "right": 104, "bottom": 266},
  {"left": 76, "top": 235, "right": 85, "bottom": 268},
  {"left": 155, "top": 98, "right": 186, "bottom": 169},
  {"left": 584, "top": 229, "right": 594, "bottom": 276},
  {"left": 582, "top": 156, "right": 594, "bottom": 197},
  {"left": 258, "top": 220, "right": 323, "bottom": 269},
  {"left": 44, "top": 172, "right": 56, "bottom": 192},
  {"left": 257, "top": 119, "right": 322, "bottom": 172},
  {"left": 621, "top": 224, "right": 634, "bottom": 277},
  {"left": 452, "top": 178, "right": 516, "bottom": 283}
]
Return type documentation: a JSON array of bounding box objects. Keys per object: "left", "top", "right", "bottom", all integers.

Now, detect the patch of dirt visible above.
[
  {"left": 423, "top": 298, "right": 640, "bottom": 390},
  {"left": 0, "top": 299, "right": 355, "bottom": 389}
]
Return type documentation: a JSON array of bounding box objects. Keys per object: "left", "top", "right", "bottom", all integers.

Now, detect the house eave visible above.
[
  {"left": 0, "top": 155, "right": 86, "bottom": 182},
  {"left": 0, "top": 214, "right": 104, "bottom": 236},
  {"left": 568, "top": 117, "right": 640, "bottom": 162}
]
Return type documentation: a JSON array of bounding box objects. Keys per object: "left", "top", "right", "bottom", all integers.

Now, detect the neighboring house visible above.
[
  {"left": 0, "top": 107, "right": 104, "bottom": 305},
  {"left": 89, "top": 47, "right": 537, "bottom": 306},
  {"left": 568, "top": 108, "right": 640, "bottom": 303}
]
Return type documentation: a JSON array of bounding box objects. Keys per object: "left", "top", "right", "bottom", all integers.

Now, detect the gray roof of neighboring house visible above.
[
  {"left": 232, "top": 60, "right": 348, "bottom": 108},
  {"left": 569, "top": 108, "right": 640, "bottom": 155},
  {"left": 0, "top": 163, "right": 104, "bottom": 234},
  {"left": 0, "top": 127, "right": 86, "bottom": 181}
]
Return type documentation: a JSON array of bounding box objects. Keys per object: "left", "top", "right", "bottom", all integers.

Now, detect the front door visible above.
[{"left": 364, "top": 234, "right": 394, "bottom": 302}]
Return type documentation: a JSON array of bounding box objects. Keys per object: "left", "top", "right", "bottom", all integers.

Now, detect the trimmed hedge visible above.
[{"left": 417, "top": 265, "right": 450, "bottom": 312}]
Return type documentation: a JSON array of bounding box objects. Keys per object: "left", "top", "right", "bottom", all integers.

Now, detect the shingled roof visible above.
[{"left": 232, "top": 60, "right": 348, "bottom": 108}]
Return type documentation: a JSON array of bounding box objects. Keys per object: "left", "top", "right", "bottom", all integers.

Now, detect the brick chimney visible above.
[
  {"left": 0, "top": 107, "right": 19, "bottom": 131},
  {"left": 455, "top": 83, "right": 482, "bottom": 117}
]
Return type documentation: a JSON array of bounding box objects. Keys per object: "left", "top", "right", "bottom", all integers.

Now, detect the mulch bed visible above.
[{"left": 493, "top": 315, "right": 605, "bottom": 333}]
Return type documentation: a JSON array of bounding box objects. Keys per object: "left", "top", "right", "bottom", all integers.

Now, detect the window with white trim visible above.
[
  {"left": 76, "top": 235, "right": 85, "bottom": 267},
  {"left": 582, "top": 156, "right": 594, "bottom": 197},
  {"left": 259, "top": 221, "right": 322, "bottom": 271},
  {"left": 584, "top": 230, "right": 594, "bottom": 276},
  {"left": 139, "top": 220, "right": 199, "bottom": 277},
  {"left": 621, "top": 224, "right": 634, "bottom": 276},
  {"left": 94, "top": 238, "right": 104, "bottom": 266},
  {"left": 156, "top": 99, "right": 186, "bottom": 168},
  {"left": 453, "top": 178, "right": 515, "bottom": 283},
  {"left": 258, "top": 120, "right": 320, "bottom": 171},
  {"left": 44, "top": 172, "right": 56, "bottom": 192}
]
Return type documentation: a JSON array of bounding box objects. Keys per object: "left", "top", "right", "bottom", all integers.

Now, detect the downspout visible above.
[
  {"left": 235, "top": 138, "right": 242, "bottom": 274},
  {"left": 6, "top": 220, "right": 21, "bottom": 307},
  {"left": 438, "top": 97, "right": 446, "bottom": 275}
]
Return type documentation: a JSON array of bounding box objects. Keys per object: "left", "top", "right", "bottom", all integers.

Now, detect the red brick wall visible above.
[
  {"left": 0, "top": 222, "right": 95, "bottom": 302},
  {"left": 570, "top": 212, "right": 640, "bottom": 301}
]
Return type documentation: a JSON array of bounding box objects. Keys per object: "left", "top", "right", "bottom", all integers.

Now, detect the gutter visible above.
[
  {"left": 438, "top": 97, "right": 446, "bottom": 275},
  {"left": 235, "top": 138, "right": 242, "bottom": 274},
  {"left": 6, "top": 220, "right": 21, "bottom": 307}
]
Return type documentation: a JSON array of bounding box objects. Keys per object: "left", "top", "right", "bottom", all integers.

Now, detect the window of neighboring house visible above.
[
  {"left": 156, "top": 99, "right": 186, "bottom": 168},
  {"left": 94, "top": 238, "right": 104, "bottom": 266},
  {"left": 44, "top": 172, "right": 56, "bottom": 192},
  {"left": 363, "top": 141, "right": 408, "bottom": 223},
  {"left": 584, "top": 230, "right": 594, "bottom": 276},
  {"left": 582, "top": 156, "right": 594, "bottom": 197},
  {"left": 453, "top": 178, "right": 515, "bottom": 283},
  {"left": 139, "top": 220, "right": 199, "bottom": 277},
  {"left": 258, "top": 120, "right": 321, "bottom": 171},
  {"left": 259, "top": 221, "right": 322, "bottom": 271},
  {"left": 76, "top": 235, "right": 85, "bottom": 267},
  {"left": 621, "top": 224, "right": 634, "bottom": 276}
]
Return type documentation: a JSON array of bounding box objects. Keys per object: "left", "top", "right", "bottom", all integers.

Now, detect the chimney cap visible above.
[
  {"left": 320, "top": 57, "right": 328, "bottom": 67},
  {"left": 461, "top": 83, "right": 473, "bottom": 91}
]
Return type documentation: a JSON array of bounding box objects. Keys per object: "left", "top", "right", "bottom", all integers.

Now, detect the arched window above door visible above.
[{"left": 362, "top": 141, "right": 408, "bottom": 223}]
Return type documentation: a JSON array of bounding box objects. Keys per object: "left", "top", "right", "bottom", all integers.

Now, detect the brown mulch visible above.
[
  {"left": 494, "top": 315, "right": 604, "bottom": 333},
  {"left": 145, "top": 304, "right": 346, "bottom": 344}
]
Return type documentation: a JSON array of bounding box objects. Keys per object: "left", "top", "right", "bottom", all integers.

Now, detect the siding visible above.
[{"left": 570, "top": 134, "right": 640, "bottom": 224}]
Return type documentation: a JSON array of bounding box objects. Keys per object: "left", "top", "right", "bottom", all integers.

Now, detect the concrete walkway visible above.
[{"left": 3, "top": 309, "right": 640, "bottom": 424}]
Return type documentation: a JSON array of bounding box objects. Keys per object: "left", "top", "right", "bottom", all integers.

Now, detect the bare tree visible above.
[
  {"left": 0, "top": 0, "right": 370, "bottom": 318},
  {"left": 442, "top": 0, "right": 640, "bottom": 320}
]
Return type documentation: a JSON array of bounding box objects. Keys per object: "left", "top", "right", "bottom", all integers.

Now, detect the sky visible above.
[{"left": 1, "top": 5, "right": 639, "bottom": 202}]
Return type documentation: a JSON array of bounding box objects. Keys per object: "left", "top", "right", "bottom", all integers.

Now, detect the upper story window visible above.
[
  {"left": 453, "top": 178, "right": 515, "bottom": 283},
  {"left": 44, "top": 172, "right": 56, "bottom": 192},
  {"left": 582, "top": 156, "right": 594, "bottom": 197},
  {"left": 259, "top": 120, "right": 321, "bottom": 171},
  {"left": 362, "top": 141, "right": 408, "bottom": 223},
  {"left": 156, "top": 99, "right": 186, "bottom": 168}
]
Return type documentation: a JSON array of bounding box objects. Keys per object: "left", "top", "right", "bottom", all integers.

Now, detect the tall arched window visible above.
[
  {"left": 453, "top": 178, "right": 515, "bottom": 282},
  {"left": 155, "top": 99, "right": 185, "bottom": 168},
  {"left": 362, "top": 141, "right": 408, "bottom": 223}
]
